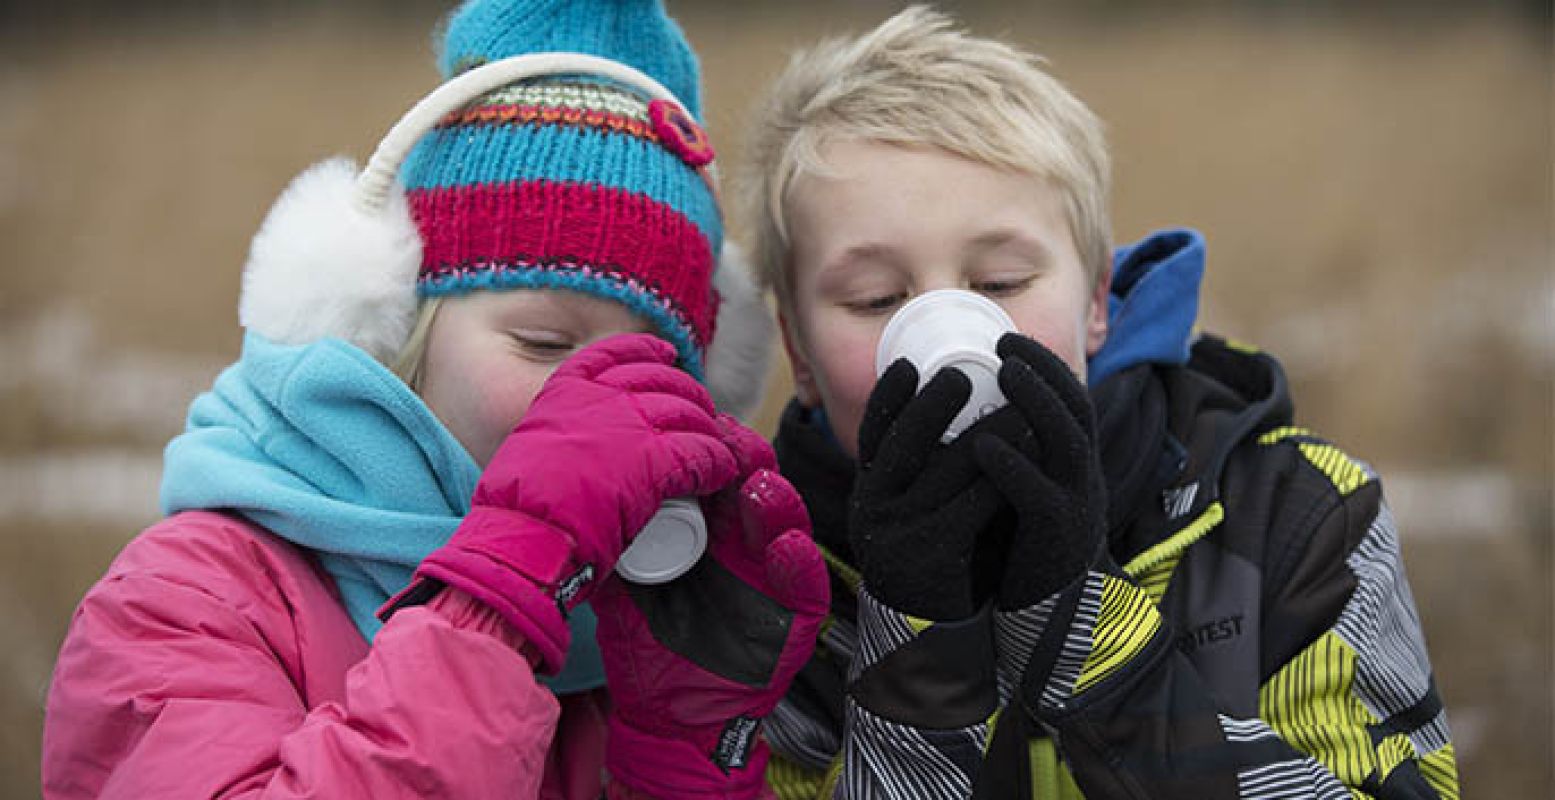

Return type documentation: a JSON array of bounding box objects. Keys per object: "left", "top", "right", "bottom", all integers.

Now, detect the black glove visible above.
[
  {"left": 963, "top": 332, "right": 1113, "bottom": 725},
  {"left": 842, "top": 359, "right": 1017, "bottom": 786},
  {"left": 973, "top": 333, "right": 1109, "bottom": 611},
  {"left": 847, "top": 358, "right": 1015, "bottom": 622}
]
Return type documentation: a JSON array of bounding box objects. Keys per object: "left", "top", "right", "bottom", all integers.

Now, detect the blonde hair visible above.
[
  {"left": 739, "top": 5, "right": 1111, "bottom": 312},
  {"left": 390, "top": 297, "right": 444, "bottom": 392}
]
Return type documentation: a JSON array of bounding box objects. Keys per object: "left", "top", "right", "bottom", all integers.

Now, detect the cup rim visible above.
[{"left": 876, "top": 289, "right": 1017, "bottom": 378}]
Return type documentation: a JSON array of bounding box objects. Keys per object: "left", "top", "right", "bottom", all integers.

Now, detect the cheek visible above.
[
  {"left": 1004, "top": 290, "right": 1097, "bottom": 379},
  {"left": 1012, "top": 315, "right": 1087, "bottom": 373},
  {"left": 423, "top": 338, "right": 551, "bottom": 467},
  {"left": 463, "top": 370, "right": 551, "bottom": 464},
  {"left": 800, "top": 315, "right": 884, "bottom": 458}
]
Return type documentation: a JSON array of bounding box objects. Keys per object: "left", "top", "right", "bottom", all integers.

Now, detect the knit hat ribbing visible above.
[{"left": 403, "top": 0, "right": 720, "bottom": 376}]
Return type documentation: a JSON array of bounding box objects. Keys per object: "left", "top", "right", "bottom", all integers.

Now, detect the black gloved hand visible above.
[
  {"left": 847, "top": 358, "right": 1013, "bottom": 622},
  {"left": 972, "top": 332, "right": 1109, "bottom": 611},
  {"left": 964, "top": 332, "right": 1113, "bottom": 721}
]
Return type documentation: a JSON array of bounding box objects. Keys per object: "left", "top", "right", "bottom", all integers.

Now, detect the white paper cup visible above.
[
  {"left": 875, "top": 289, "right": 1017, "bottom": 441},
  {"left": 617, "top": 498, "right": 706, "bottom": 584}
]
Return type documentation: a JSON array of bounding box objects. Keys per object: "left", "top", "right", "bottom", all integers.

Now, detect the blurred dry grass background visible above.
[{"left": 1, "top": 1, "right": 1550, "bottom": 796}]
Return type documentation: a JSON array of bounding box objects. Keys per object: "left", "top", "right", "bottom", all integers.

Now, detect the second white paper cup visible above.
[{"left": 875, "top": 289, "right": 1018, "bottom": 441}]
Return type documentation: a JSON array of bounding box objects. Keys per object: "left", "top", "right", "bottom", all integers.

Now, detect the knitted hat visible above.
[{"left": 238, "top": 0, "right": 772, "bottom": 416}]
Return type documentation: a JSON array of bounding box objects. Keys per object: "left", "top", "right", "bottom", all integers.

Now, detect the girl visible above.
[{"left": 41, "top": 1, "right": 826, "bottom": 797}]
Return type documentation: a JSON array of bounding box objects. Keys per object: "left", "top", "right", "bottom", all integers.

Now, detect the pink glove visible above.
[
  {"left": 594, "top": 418, "right": 830, "bottom": 799},
  {"left": 383, "top": 334, "right": 741, "bottom": 674}
]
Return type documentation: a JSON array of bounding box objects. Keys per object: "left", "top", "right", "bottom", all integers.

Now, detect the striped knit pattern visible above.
[
  {"left": 404, "top": 102, "right": 720, "bottom": 237},
  {"left": 400, "top": 65, "right": 720, "bottom": 376},
  {"left": 456, "top": 81, "right": 651, "bottom": 123}
]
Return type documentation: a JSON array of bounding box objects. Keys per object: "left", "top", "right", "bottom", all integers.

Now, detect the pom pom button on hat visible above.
[{"left": 239, "top": 0, "right": 772, "bottom": 417}]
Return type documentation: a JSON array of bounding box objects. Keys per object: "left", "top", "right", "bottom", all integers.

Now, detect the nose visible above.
[{"left": 913, "top": 274, "right": 963, "bottom": 296}]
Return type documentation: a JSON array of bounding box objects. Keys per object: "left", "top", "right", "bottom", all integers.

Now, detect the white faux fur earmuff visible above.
[{"left": 239, "top": 52, "right": 773, "bottom": 419}]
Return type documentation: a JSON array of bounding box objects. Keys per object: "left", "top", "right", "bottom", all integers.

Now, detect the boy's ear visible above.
[
  {"left": 1084, "top": 268, "right": 1112, "bottom": 358},
  {"left": 777, "top": 311, "right": 822, "bottom": 407}
]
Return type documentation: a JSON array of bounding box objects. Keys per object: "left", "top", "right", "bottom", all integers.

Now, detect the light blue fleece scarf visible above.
[{"left": 160, "top": 332, "right": 604, "bottom": 694}]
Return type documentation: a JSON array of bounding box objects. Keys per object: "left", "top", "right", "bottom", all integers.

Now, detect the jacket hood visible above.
[
  {"left": 1089, "top": 228, "right": 1206, "bottom": 385},
  {"left": 1175, "top": 334, "right": 1295, "bottom": 488},
  {"left": 1092, "top": 333, "right": 1294, "bottom": 554}
]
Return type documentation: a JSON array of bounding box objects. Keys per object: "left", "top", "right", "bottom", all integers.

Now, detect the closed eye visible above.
[
  {"left": 841, "top": 292, "right": 908, "bottom": 316},
  {"left": 508, "top": 331, "right": 576, "bottom": 361},
  {"left": 972, "top": 275, "right": 1037, "bottom": 298}
]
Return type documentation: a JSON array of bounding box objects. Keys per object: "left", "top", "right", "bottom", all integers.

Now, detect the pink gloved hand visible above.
[
  {"left": 383, "top": 334, "right": 740, "bottom": 674},
  {"left": 594, "top": 417, "right": 829, "bottom": 799}
]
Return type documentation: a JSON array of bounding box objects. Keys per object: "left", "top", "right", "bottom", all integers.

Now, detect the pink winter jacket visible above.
[{"left": 42, "top": 510, "right": 612, "bottom": 799}]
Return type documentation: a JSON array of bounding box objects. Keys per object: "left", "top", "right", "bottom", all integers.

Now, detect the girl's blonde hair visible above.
[
  {"left": 390, "top": 297, "right": 444, "bottom": 392},
  {"left": 738, "top": 5, "right": 1112, "bottom": 312}
]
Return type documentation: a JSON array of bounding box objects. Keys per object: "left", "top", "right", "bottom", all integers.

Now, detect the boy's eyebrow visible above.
[
  {"left": 967, "top": 229, "right": 1053, "bottom": 263},
  {"left": 815, "top": 243, "right": 901, "bottom": 285}
]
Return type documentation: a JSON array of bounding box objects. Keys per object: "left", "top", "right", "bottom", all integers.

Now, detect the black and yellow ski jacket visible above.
[{"left": 763, "top": 333, "right": 1459, "bottom": 799}]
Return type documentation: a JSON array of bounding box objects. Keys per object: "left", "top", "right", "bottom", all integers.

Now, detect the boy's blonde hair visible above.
[{"left": 739, "top": 5, "right": 1112, "bottom": 312}]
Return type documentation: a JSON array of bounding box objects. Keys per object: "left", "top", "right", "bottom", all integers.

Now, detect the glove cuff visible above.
[
  {"left": 412, "top": 557, "right": 572, "bottom": 674},
  {"left": 386, "top": 506, "right": 601, "bottom": 674},
  {"left": 605, "top": 714, "right": 772, "bottom": 799}
]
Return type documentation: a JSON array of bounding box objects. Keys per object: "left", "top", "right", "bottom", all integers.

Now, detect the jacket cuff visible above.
[
  {"left": 848, "top": 588, "right": 1000, "bottom": 729},
  {"left": 839, "top": 592, "right": 1000, "bottom": 798},
  {"left": 425, "top": 585, "right": 540, "bottom": 667},
  {"left": 1015, "top": 570, "right": 1166, "bottom": 721}
]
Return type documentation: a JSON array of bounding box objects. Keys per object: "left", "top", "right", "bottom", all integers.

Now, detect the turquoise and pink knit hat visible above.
[
  {"left": 239, "top": 0, "right": 773, "bottom": 414},
  {"left": 401, "top": 0, "right": 721, "bottom": 377}
]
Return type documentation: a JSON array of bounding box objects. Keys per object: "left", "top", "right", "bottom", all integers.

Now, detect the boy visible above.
[{"left": 738, "top": 6, "right": 1460, "bottom": 799}]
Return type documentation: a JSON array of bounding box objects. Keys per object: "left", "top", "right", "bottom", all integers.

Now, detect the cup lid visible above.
[{"left": 616, "top": 499, "right": 707, "bottom": 584}]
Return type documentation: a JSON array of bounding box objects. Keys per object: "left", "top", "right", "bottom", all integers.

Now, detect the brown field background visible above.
[{"left": 1, "top": 2, "right": 1550, "bottom": 796}]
